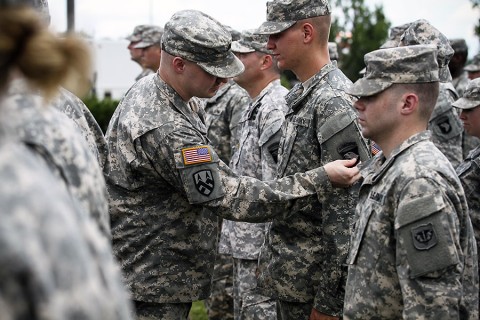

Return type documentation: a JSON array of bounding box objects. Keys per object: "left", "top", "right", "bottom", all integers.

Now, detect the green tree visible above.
[{"left": 331, "top": 0, "right": 391, "bottom": 81}]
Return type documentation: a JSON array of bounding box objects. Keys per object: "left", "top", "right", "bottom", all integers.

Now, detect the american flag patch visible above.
[
  {"left": 182, "top": 146, "right": 212, "bottom": 165},
  {"left": 371, "top": 142, "right": 381, "bottom": 156}
]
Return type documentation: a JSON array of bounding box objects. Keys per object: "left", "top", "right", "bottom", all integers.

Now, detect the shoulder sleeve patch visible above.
[{"left": 182, "top": 146, "right": 212, "bottom": 165}]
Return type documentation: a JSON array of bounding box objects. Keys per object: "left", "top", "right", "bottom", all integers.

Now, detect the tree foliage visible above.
[
  {"left": 330, "top": 0, "right": 391, "bottom": 81},
  {"left": 471, "top": 0, "right": 480, "bottom": 38}
]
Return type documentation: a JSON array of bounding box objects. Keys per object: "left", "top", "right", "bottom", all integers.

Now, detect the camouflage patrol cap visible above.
[
  {"left": 379, "top": 23, "right": 409, "bottom": 49},
  {"left": 347, "top": 45, "right": 439, "bottom": 97},
  {"left": 449, "top": 38, "right": 468, "bottom": 54},
  {"left": 256, "top": 0, "right": 331, "bottom": 35},
  {"left": 231, "top": 29, "right": 272, "bottom": 54},
  {"left": 1, "top": 0, "right": 50, "bottom": 24},
  {"left": 126, "top": 24, "right": 153, "bottom": 42},
  {"left": 398, "top": 19, "right": 454, "bottom": 82},
  {"left": 452, "top": 78, "right": 480, "bottom": 109},
  {"left": 464, "top": 53, "right": 480, "bottom": 72},
  {"left": 134, "top": 26, "right": 163, "bottom": 48},
  {"left": 225, "top": 25, "right": 241, "bottom": 42},
  {"left": 328, "top": 42, "right": 338, "bottom": 61},
  {"left": 162, "top": 9, "right": 244, "bottom": 78}
]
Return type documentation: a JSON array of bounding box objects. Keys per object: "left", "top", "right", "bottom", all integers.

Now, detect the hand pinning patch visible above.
[
  {"left": 182, "top": 146, "right": 212, "bottom": 165},
  {"left": 411, "top": 223, "right": 437, "bottom": 250},
  {"left": 193, "top": 169, "right": 215, "bottom": 196}
]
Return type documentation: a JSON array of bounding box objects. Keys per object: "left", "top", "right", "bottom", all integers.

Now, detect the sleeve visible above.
[
  {"left": 394, "top": 178, "right": 464, "bottom": 317},
  {"left": 140, "top": 124, "right": 333, "bottom": 223}
]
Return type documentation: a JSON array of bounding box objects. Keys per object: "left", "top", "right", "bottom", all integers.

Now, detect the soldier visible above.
[
  {"left": 219, "top": 29, "right": 289, "bottom": 320},
  {"left": 343, "top": 44, "right": 479, "bottom": 319},
  {"left": 449, "top": 38, "right": 469, "bottom": 97},
  {"left": 126, "top": 24, "right": 155, "bottom": 81},
  {"left": 255, "top": 0, "right": 371, "bottom": 319},
  {"left": 203, "top": 28, "right": 250, "bottom": 320},
  {"left": 464, "top": 53, "right": 480, "bottom": 80},
  {"left": 454, "top": 78, "right": 480, "bottom": 285},
  {"left": 103, "top": 9, "right": 361, "bottom": 319},
  {"left": 2, "top": 0, "right": 111, "bottom": 239},
  {"left": 379, "top": 20, "right": 464, "bottom": 168},
  {"left": 0, "top": 1, "right": 133, "bottom": 319},
  {"left": 134, "top": 26, "right": 164, "bottom": 73}
]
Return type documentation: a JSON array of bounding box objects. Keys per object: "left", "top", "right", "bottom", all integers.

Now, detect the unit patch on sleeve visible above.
[{"left": 182, "top": 146, "right": 212, "bottom": 165}]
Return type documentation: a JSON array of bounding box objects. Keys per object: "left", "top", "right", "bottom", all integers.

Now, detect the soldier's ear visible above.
[{"left": 400, "top": 92, "right": 419, "bottom": 116}]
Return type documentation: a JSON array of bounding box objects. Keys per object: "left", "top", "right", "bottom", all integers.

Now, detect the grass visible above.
[{"left": 189, "top": 300, "right": 208, "bottom": 320}]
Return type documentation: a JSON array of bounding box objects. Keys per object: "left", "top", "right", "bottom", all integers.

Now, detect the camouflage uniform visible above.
[
  {"left": 52, "top": 87, "right": 108, "bottom": 169},
  {"left": 344, "top": 45, "right": 479, "bottom": 319},
  {"left": 217, "top": 29, "right": 289, "bottom": 320},
  {"left": 126, "top": 25, "right": 156, "bottom": 81},
  {"left": 103, "top": 10, "right": 336, "bottom": 319},
  {"left": 453, "top": 78, "right": 480, "bottom": 281},
  {"left": 203, "top": 80, "right": 250, "bottom": 320},
  {"left": 3, "top": 79, "right": 111, "bottom": 238},
  {"left": 0, "top": 139, "right": 134, "bottom": 320},
  {"left": 203, "top": 80, "right": 251, "bottom": 164},
  {"left": 449, "top": 38, "right": 469, "bottom": 98},
  {"left": 255, "top": 1, "right": 371, "bottom": 317}
]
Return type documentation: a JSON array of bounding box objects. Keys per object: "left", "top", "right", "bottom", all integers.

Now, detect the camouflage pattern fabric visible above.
[
  {"left": 203, "top": 80, "right": 251, "bottom": 164},
  {"left": 256, "top": 62, "right": 371, "bottom": 317},
  {"left": 203, "top": 253, "right": 234, "bottom": 320},
  {"left": 232, "top": 259, "right": 276, "bottom": 320},
  {"left": 104, "top": 73, "right": 335, "bottom": 304},
  {"left": 3, "top": 78, "right": 111, "bottom": 238},
  {"left": 221, "top": 79, "right": 288, "bottom": 259},
  {"left": 135, "top": 68, "right": 154, "bottom": 82},
  {"left": 133, "top": 300, "right": 191, "bottom": 320},
  {"left": 464, "top": 53, "right": 480, "bottom": 72},
  {"left": 457, "top": 145, "right": 480, "bottom": 279},
  {"left": 428, "top": 82, "right": 463, "bottom": 168},
  {"left": 203, "top": 80, "right": 249, "bottom": 320},
  {"left": 344, "top": 131, "right": 479, "bottom": 319},
  {"left": 133, "top": 26, "right": 163, "bottom": 49},
  {"left": 0, "top": 139, "right": 133, "bottom": 320},
  {"left": 220, "top": 79, "right": 288, "bottom": 320},
  {"left": 52, "top": 87, "right": 108, "bottom": 169},
  {"left": 257, "top": 0, "right": 331, "bottom": 35},
  {"left": 452, "top": 70, "right": 469, "bottom": 98}
]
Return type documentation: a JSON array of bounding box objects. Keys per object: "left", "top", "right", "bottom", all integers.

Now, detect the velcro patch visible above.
[
  {"left": 411, "top": 223, "right": 437, "bottom": 250},
  {"left": 182, "top": 146, "right": 212, "bottom": 165}
]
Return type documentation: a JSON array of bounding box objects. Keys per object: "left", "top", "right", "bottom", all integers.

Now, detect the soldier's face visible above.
[
  {"left": 267, "top": 24, "right": 303, "bottom": 72},
  {"left": 459, "top": 105, "right": 480, "bottom": 138},
  {"left": 182, "top": 60, "right": 227, "bottom": 99},
  {"left": 354, "top": 88, "right": 400, "bottom": 144}
]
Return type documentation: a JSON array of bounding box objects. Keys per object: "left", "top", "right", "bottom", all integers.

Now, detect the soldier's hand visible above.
[{"left": 324, "top": 158, "right": 361, "bottom": 188}]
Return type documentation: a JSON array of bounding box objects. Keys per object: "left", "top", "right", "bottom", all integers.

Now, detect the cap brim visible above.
[
  {"left": 452, "top": 97, "right": 480, "bottom": 109},
  {"left": 256, "top": 21, "right": 296, "bottom": 35},
  {"left": 231, "top": 41, "right": 255, "bottom": 53},
  {"left": 346, "top": 78, "right": 393, "bottom": 97},
  {"left": 464, "top": 65, "right": 480, "bottom": 72},
  {"left": 197, "top": 52, "right": 245, "bottom": 78},
  {"left": 133, "top": 41, "right": 153, "bottom": 49},
  {"left": 126, "top": 35, "right": 141, "bottom": 42}
]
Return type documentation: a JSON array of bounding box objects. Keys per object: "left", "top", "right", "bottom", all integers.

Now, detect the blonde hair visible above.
[{"left": 0, "top": 6, "right": 92, "bottom": 98}]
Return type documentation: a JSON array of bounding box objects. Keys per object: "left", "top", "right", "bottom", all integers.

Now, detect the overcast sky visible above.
[{"left": 47, "top": 0, "right": 480, "bottom": 58}]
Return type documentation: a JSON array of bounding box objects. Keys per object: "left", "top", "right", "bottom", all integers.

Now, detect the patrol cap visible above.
[
  {"left": 1, "top": 0, "right": 50, "bottom": 24},
  {"left": 464, "top": 53, "right": 480, "bottom": 72},
  {"left": 225, "top": 25, "right": 241, "bottom": 42},
  {"left": 134, "top": 26, "right": 163, "bottom": 48},
  {"left": 379, "top": 23, "right": 409, "bottom": 49},
  {"left": 452, "top": 78, "right": 480, "bottom": 109},
  {"left": 449, "top": 38, "right": 468, "bottom": 54},
  {"left": 162, "top": 9, "right": 244, "bottom": 78},
  {"left": 328, "top": 42, "right": 338, "bottom": 61},
  {"left": 126, "top": 24, "right": 153, "bottom": 42},
  {"left": 256, "top": 0, "right": 331, "bottom": 35},
  {"left": 231, "top": 29, "right": 272, "bottom": 54},
  {"left": 347, "top": 45, "right": 439, "bottom": 97},
  {"left": 398, "top": 19, "right": 454, "bottom": 82}
]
